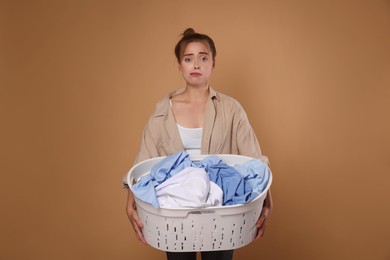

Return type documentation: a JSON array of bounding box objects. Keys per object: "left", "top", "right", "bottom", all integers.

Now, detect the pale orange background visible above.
[{"left": 1, "top": 1, "right": 389, "bottom": 260}]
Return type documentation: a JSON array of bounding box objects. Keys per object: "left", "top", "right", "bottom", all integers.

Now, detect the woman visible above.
[{"left": 124, "top": 28, "right": 273, "bottom": 260}]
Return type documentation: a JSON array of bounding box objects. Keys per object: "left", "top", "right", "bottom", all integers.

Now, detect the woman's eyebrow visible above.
[{"left": 183, "top": 51, "right": 209, "bottom": 57}]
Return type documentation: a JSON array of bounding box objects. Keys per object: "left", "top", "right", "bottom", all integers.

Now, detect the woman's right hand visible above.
[{"left": 126, "top": 189, "right": 147, "bottom": 244}]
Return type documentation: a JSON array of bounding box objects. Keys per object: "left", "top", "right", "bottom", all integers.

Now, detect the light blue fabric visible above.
[
  {"left": 132, "top": 151, "right": 270, "bottom": 208},
  {"left": 233, "top": 159, "right": 270, "bottom": 203},
  {"left": 132, "top": 151, "right": 192, "bottom": 208},
  {"left": 194, "top": 156, "right": 248, "bottom": 205}
]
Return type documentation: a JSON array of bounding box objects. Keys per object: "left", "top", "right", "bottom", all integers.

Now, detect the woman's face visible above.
[{"left": 178, "top": 41, "right": 215, "bottom": 87}]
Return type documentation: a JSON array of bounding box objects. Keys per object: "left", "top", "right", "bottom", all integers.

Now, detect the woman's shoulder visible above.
[
  {"left": 213, "top": 89, "right": 245, "bottom": 110},
  {"left": 148, "top": 88, "right": 184, "bottom": 118}
]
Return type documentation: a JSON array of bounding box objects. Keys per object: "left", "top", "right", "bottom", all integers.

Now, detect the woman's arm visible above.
[
  {"left": 125, "top": 122, "right": 157, "bottom": 244},
  {"left": 233, "top": 103, "right": 273, "bottom": 239},
  {"left": 255, "top": 189, "right": 273, "bottom": 239},
  {"left": 126, "top": 189, "right": 147, "bottom": 244}
]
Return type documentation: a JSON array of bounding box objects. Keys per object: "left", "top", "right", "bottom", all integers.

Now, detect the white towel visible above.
[{"left": 155, "top": 167, "right": 223, "bottom": 208}]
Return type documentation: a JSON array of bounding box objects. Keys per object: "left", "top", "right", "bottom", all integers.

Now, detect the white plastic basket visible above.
[{"left": 127, "top": 154, "right": 272, "bottom": 252}]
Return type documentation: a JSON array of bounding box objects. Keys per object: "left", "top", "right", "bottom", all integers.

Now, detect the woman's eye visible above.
[
  {"left": 201, "top": 57, "right": 208, "bottom": 62},
  {"left": 184, "top": 58, "right": 191, "bottom": 62}
]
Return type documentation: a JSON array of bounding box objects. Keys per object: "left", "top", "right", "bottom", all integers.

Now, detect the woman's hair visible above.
[{"left": 174, "top": 28, "right": 217, "bottom": 62}]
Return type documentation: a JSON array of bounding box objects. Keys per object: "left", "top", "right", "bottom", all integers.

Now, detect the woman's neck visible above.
[{"left": 183, "top": 85, "right": 210, "bottom": 102}]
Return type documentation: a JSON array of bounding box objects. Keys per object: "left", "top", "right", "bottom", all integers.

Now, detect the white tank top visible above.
[
  {"left": 177, "top": 124, "right": 202, "bottom": 156},
  {"left": 170, "top": 99, "right": 202, "bottom": 155}
]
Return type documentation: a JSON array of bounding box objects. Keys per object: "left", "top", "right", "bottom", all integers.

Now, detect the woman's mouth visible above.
[{"left": 190, "top": 72, "right": 202, "bottom": 77}]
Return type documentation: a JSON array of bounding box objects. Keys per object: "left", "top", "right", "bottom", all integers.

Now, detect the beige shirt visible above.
[{"left": 123, "top": 87, "right": 262, "bottom": 187}]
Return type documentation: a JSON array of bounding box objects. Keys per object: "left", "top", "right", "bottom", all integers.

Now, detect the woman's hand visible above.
[
  {"left": 126, "top": 189, "right": 147, "bottom": 244},
  {"left": 255, "top": 189, "right": 273, "bottom": 240}
]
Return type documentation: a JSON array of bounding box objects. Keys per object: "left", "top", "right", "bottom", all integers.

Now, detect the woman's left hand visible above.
[{"left": 255, "top": 189, "right": 273, "bottom": 239}]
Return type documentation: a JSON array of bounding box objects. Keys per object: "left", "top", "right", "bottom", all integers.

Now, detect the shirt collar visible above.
[
  {"left": 168, "top": 86, "right": 218, "bottom": 100},
  {"left": 155, "top": 87, "right": 219, "bottom": 118}
]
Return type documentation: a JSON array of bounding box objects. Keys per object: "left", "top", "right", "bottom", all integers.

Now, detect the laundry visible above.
[
  {"left": 233, "top": 158, "right": 270, "bottom": 204},
  {"left": 155, "top": 167, "right": 223, "bottom": 208},
  {"left": 131, "top": 151, "right": 192, "bottom": 208},
  {"left": 194, "top": 155, "right": 248, "bottom": 205},
  {"left": 131, "top": 151, "right": 270, "bottom": 208}
]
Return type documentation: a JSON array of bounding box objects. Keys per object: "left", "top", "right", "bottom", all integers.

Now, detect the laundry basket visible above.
[{"left": 127, "top": 154, "right": 272, "bottom": 252}]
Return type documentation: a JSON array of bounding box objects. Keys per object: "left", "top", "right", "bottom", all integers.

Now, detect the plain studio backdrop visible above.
[{"left": 1, "top": 1, "right": 389, "bottom": 260}]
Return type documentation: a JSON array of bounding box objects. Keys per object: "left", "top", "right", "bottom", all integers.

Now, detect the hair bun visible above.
[{"left": 183, "top": 28, "right": 195, "bottom": 37}]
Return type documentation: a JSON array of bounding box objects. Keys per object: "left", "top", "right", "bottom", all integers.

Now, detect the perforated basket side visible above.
[{"left": 136, "top": 195, "right": 266, "bottom": 252}]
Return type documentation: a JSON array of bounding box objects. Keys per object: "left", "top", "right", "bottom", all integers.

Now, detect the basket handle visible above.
[{"left": 187, "top": 210, "right": 216, "bottom": 215}]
